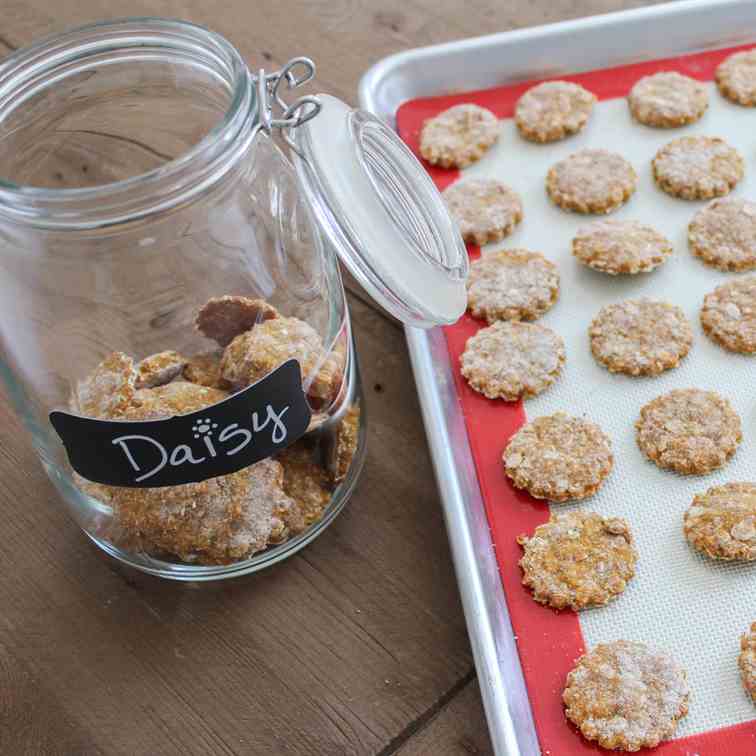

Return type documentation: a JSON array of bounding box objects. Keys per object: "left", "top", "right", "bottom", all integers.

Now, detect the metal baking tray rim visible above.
[
  {"left": 360, "top": 0, "right": 750, "bottom": 128},
  {"left": 358, "top": 2, "right": 756, "bottom": 754}
]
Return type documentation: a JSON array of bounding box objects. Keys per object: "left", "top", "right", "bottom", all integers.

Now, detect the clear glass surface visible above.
[
  {"left": 293, "top": 99, "right": 467, "bottom": 327},
  {"left": 0, "top": 19, "right": 364, "bottom": 579}
]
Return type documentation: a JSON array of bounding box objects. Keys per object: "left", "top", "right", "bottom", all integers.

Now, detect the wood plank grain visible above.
[
  {"left": 394, "top": 679, "right": 493, "bottom": 756},
  {"left": 0, "top": 638, "right": 106, "bottom": 756}
]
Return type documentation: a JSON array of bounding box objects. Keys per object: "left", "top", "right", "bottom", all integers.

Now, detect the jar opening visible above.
[{"left": 0, "top": 18, "right": 255, "bottom": 228}]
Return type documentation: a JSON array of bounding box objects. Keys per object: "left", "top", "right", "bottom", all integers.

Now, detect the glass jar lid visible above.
[{"left": 291, "top": 94, "right": 468, "bottom": 328}]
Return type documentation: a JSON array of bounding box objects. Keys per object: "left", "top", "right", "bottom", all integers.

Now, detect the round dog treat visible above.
[
  {"left": 628, "top": 72, "right": 708, "bottom": 127},
  {"left": 112, "top": 458, "right": 297, "bottom": 564},
  {"left": 503, "top": 412, "right": 613, "bottom": 502},
  {"left": 701, "top": 276, "right": 756, "bottom": 353},
  {"left": 126, "top": 381, "right": 227, "bottom": 420},
  {"left": 91, "top": 381, "right": 300, "bottom": 563},
  {"left": 589, "top": 299, "right": 693, "bottom": 376},
  {"left": 196, "top": 295, "right": 279, "bottom": 347},
  {"left": 515, "top": 81, "right": 596, "bottom": 143},
  {"left": 460, "top": 321, "right": 565, "bottom": 401},
  {"left": 652, "top": 136, "right": 744, "bottom": 200},
  {"left": 684, "top": 482, "right": 756, "bottom": 561},
  {"left": 688, "top": 198, "right": 756, "bottom": 271},
  {"left": 740, "top": 623, "right": 756, "bottom": 703},
  {"left": 221, "top": 316, "right": 343, "bottom": 409},
  {"left": 635, "top": 388, "right": 742, "bottom": 475},
  {"left": 183, "top": 351, "right": 229, "bottom": 389},
  {"left": 716, "top": 49, "right": 756, "bottom": 106},
  {"left": 573, "top": 219, "right": 673, "bottom": 275},
  {"left": 74, "top": 351, "right": 137, "bottom": 419},
  {"left": 331, "top": 404, "right": 361, "bottom": 484},
  {"left": 517, "top": 511, "right": 637, "bottom": 611},
  {"left": 466, "top": 249, "right": 560, "bottom": 323},
  {"left": 278, "top": 441, "right": 332, "bottom": 529},
  {"left": 306, "top": 348, "right": 345, "bottom": 411},
  {"left": 563, "top": 640, "right": 689, "bottom": 751},
  {"left": 546, "top": 149, "right": 637, "bottom": 214},
  {"left": 419, "top": 103, "right": 499, "bottom": 169},
  {"left": 135, "top": 350, "right": 186, "bottom": 389},
  {"left": 442, "top": 179, "right": 523, "bottom": 245}
]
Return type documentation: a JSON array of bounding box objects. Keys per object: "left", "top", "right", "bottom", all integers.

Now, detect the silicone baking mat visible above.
[{"left": 397, "top": 45, "right": 756, "bottom": 754}]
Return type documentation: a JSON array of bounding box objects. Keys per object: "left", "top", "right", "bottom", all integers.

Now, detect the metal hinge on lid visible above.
[{"left": 251, "top": 57, "right": 322, "bottom": 156}]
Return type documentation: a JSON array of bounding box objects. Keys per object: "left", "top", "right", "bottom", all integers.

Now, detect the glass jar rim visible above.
[{"left": 0, "top": 17, "right": 256, "bottom": 229}]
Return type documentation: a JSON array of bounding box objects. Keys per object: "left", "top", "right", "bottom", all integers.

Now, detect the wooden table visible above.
[{"left": 0, "top": 1, "right": 667, "bottom": 753}]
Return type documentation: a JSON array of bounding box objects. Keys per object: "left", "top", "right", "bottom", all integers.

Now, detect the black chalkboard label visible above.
[{"left": 50, "top": 359, "right": 312, "bottom": 488}]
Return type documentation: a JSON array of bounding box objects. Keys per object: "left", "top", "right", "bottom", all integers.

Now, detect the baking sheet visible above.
[
  {"left": 396, "top": 46, "right": 756, "bottom": 753},
  {"left": 513, "top": 85, "right": 755, "bottom": 738}
]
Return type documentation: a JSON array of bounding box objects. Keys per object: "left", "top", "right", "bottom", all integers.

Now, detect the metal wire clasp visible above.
[{"left": 252, "top": 57, "right": 321, "bottom": 155}]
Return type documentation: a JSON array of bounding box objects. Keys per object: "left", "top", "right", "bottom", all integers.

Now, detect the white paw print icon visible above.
[{"left": 192, "top": 417, "right": 219, "bottom": 439}]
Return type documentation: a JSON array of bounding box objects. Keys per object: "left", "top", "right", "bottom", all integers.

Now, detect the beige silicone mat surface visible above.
[{"left": 455, "top": 82, "right": 755, "bottom": 736}]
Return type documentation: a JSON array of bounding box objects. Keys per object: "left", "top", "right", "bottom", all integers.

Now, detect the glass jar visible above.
[{"left": 0, "top": 19, "right": 467, "bottom": 579}]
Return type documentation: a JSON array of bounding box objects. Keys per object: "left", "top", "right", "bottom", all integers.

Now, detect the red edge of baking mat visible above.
[{"left": 396, "top": 44, "right": 756, "bottom": 755}]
